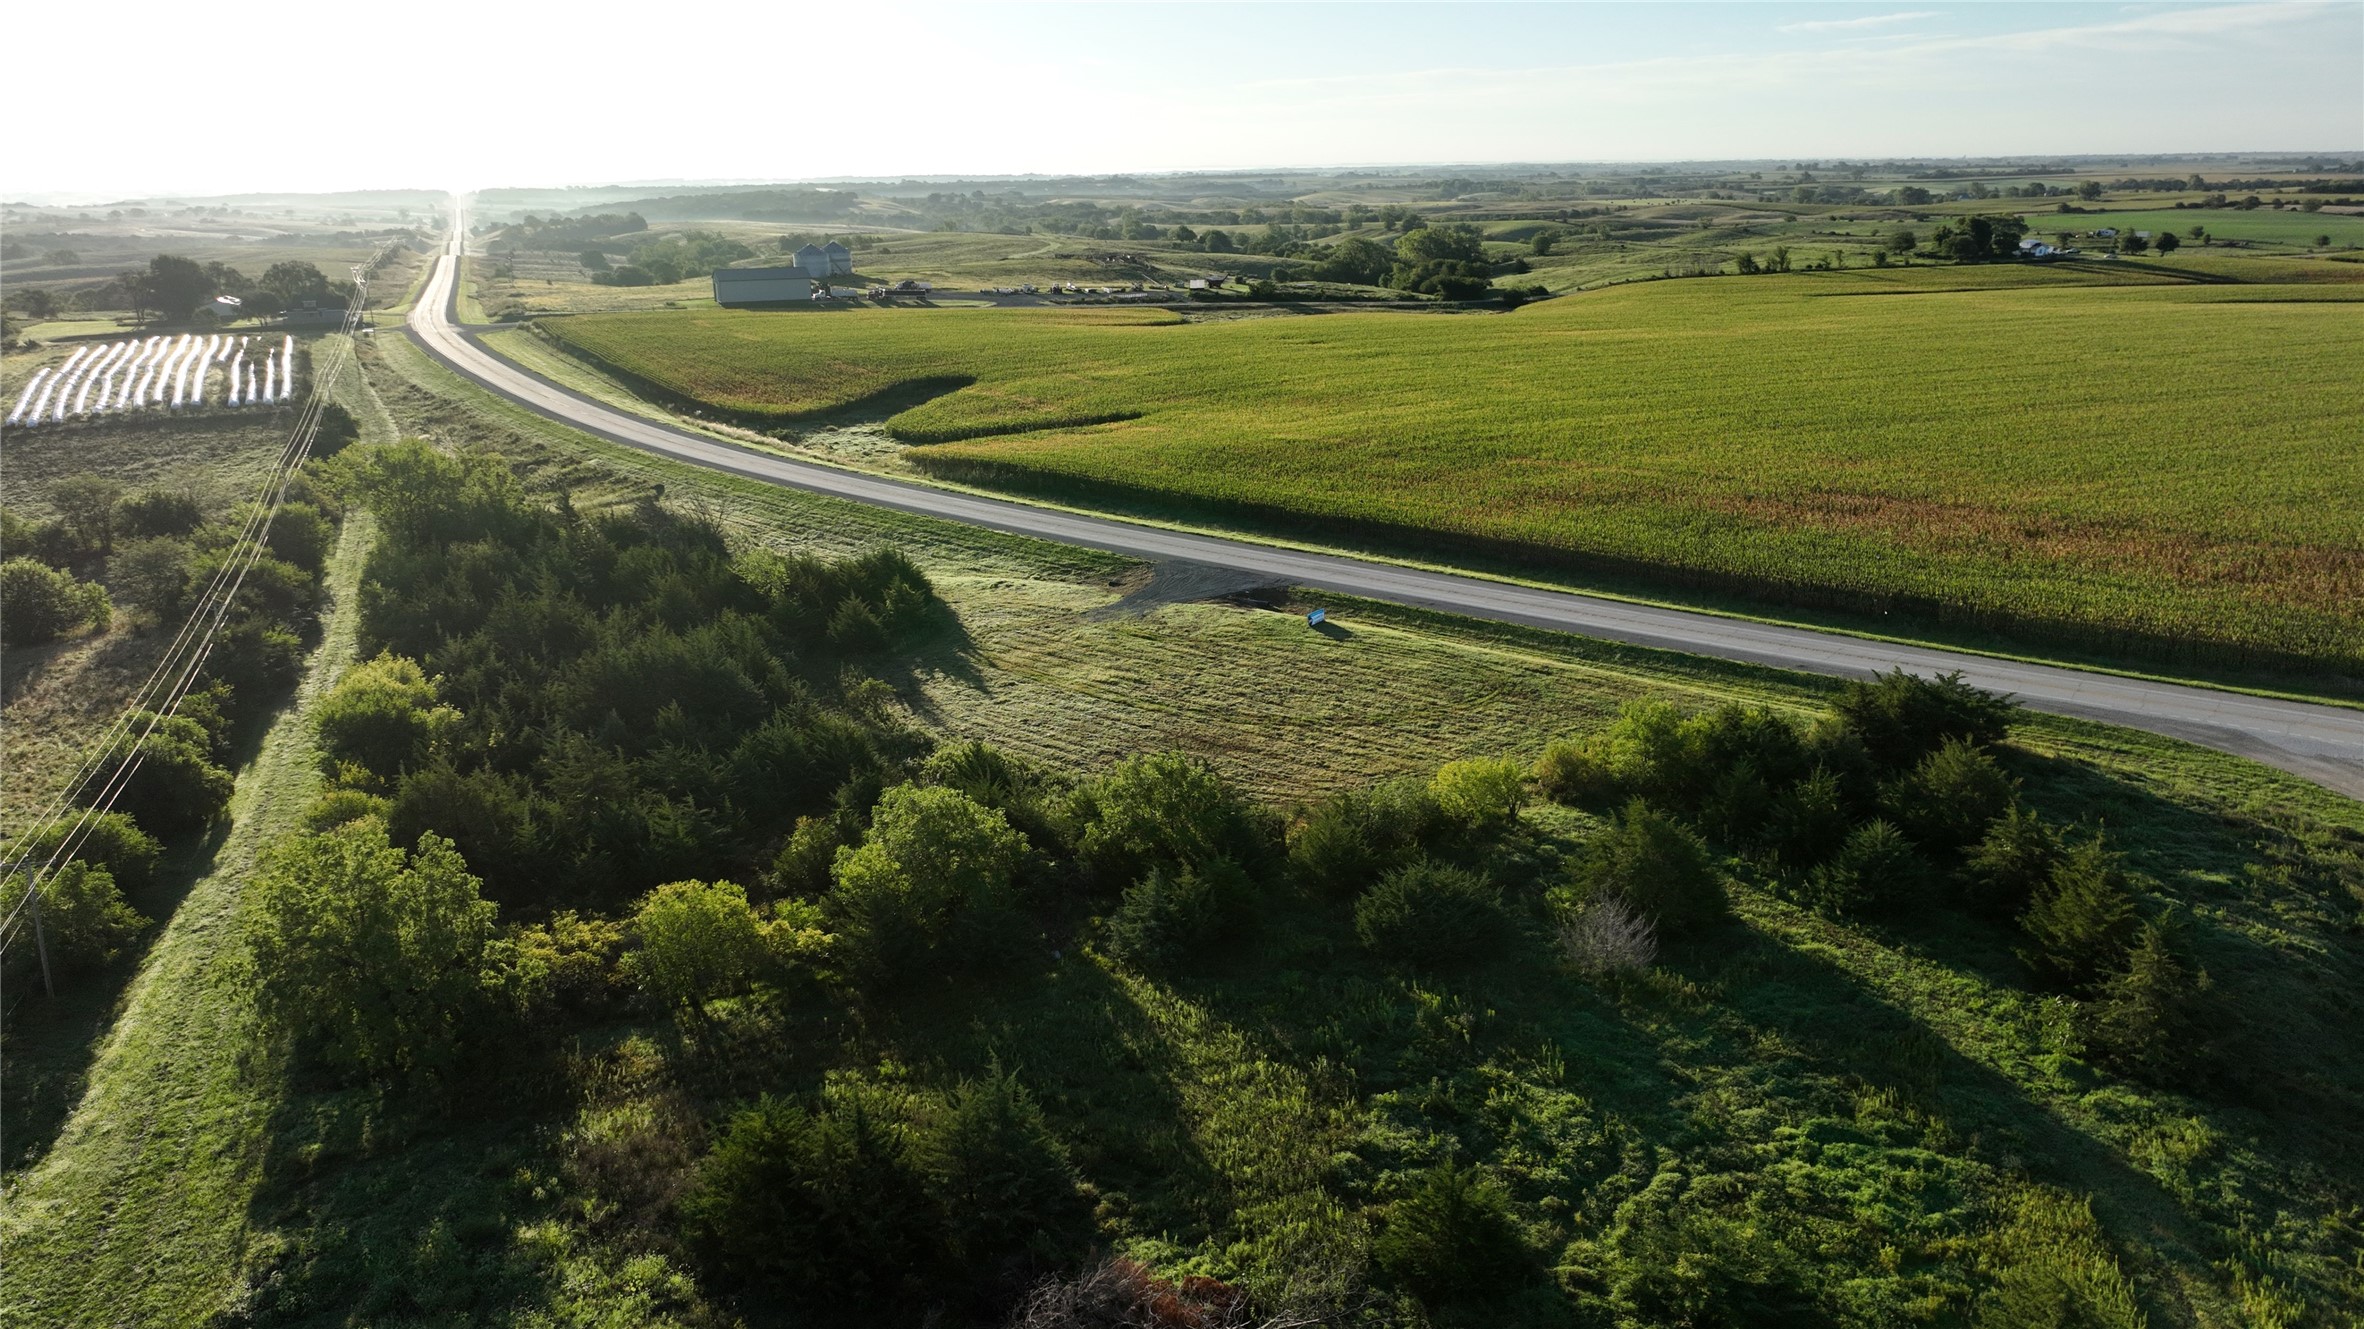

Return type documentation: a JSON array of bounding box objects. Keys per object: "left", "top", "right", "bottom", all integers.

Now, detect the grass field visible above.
[{"left": 540, "top": 263, "right": 2364, "bottom": 676}]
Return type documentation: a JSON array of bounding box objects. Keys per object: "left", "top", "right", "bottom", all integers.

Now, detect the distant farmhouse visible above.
[{"left": 712, "top": 267, "right": 816, "bottom": 306}]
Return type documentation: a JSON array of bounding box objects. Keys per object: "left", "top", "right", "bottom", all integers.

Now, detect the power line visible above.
[{"left": 0, "top": 233, "right": 410, "bottom": 968}]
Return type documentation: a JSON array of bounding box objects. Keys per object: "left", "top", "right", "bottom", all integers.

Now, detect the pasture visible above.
[{"left": 543, "top": 263, "right": 2364, "bottom": 674}]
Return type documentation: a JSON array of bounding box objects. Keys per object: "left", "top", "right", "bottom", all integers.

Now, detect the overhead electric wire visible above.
[{"left": 0, "top": 236, "right": 405, "bottom": 960}]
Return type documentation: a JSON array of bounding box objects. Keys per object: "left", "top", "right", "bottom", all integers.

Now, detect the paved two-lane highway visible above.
[{"left": 406, "top": 230, "right": 2364, "bottom": 800}]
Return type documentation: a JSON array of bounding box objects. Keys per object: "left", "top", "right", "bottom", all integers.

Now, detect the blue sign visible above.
[{"left": 1307, "top": 608, "right": 1327, "bottom": 626}]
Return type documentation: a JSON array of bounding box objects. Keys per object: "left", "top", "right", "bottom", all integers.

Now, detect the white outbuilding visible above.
[
  {"left": 822, "top": 241, "right": 853, "bottom": 276},
  {"left": 713, "top": 267, "right": 815, "bottom": 306},
  {"left": 792, "top": 244, "right": 830, "bottom": 279}
]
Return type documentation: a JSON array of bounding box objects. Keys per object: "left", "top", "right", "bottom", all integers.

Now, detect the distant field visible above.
[
  {"left": 2026, "top": 207, "right": 2364, "bottom": 246},
  {"left": 545, "top": 263, "right": 2364, "bottom": 673}
]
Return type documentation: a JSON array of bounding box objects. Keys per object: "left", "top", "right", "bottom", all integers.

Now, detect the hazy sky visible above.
[{"left": 8, "top": 1, "right": 2359, "bottom": 201}]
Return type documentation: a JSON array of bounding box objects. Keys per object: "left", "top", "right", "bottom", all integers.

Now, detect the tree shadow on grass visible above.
[
  {"left": 860, "top": 953, "right": 1235, "bottom": 1248},
  {"left": 1691, "top": 901, "right": 2336, "bottom": 1326},
  {"left": 233, "top": 1079, "right": 569, "bottom": 1323},
  {"left": 876, "top": 603, "right": 988, "bottom": 725},
  {"left": 0, "top": 814, "right": 231, "bottom": 1179}
]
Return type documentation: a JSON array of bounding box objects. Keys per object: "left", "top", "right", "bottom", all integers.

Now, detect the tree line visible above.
[
  {"left": 1, "top": 422, "right": 359, "bottom": 991},
  {"left": 194, "top": 437, "right": 2247, "bottom": 1324}
]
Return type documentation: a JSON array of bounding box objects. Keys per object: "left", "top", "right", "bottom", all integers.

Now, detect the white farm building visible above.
[
  {"left": 713, "top": 267, "right": 815, "bottom": 306},
  {"left": 788, "top": 242, "right": 856, "bottom": 279}
]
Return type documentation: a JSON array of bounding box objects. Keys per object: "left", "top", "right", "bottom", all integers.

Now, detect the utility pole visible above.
[{"left": 3, "top": 861, "right": 55, "bottom": 998}]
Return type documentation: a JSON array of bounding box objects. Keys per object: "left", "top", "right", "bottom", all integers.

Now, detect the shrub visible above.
[
  {"left": 0, "top": 557, "right": 111, "bottom": 646},
  {"left": 1428, "top": 757, "right": 1525, "bottom": 829},
  {"left": 1355, "top": 860, "right": 1507, "bottom": 969},
  {"left": 1288, "top": 778, "right": 1450, "bottom": 896},
  {"left": 1958, "top": 804, "right": 2064, "bottom": 920},
  {"left": 311, "top": 401, "right": 361, "bottom": 456},
  {"left": 118, "top": 487, "right": 206, "bottom": 539},
  {"left": 2016, "top": 838, "right": 2140, "bottom": 991},
  {"left": 830, "top": 784, "right": 1026, "bottom": 986},
  {"left": 2080, "top": 919, "right": 2213, "bottom": 1085},
  {"left": 1591, "top": 700, "right": 1696, "bottom": 807},
  {"left": 512, "top": 910, "right": 629, "bottom": 1021},
  {"left": 825, "top": 596, "right": 890, "bottom": 655},
  {"left": 1834, "top": 670, "right": 2014, "bottom": 772},
  {"left": 16, "top": 861, "right": 147, "bottom": 971},
  {"left": 1571, "top": 800, "right": 1726, "bottom": 935},
  {"left": 1105, "top": 856, "right": 1254, "bottom": 968},
  {"left": 301, "top": 787, "right": 389, "bottom": 831},
  {"left": 1072, "top": 750, "right": 1268, "bottom": 886},
  {"left": 681, "top": 1081, "right": 937, "bottom": 1311},
  {"left": 919, "top": 738, "right": 1062, "bottom": 850},
  {"left": 1552, "top": 701, "right": 1807, "bottom": 817},
  {"left": 1883, "top": 737, "right": 2015, "bottom": 851},
  {"left": 109, "top": 536, "right": 195, "bottom": 623},
  {"left": 1532, "top": 735, "right": 1621, "bottom": 807},
  {"left": 243, "top": 818, "right": 500, "bottom": 1086},
  {"left": 769, "top": 812, "right": 858, "bottom": 899},
  {"left": 385, "top": 762, "right": 546, "bottom": 903},
  {"left": 1557, "top": 894, "right": 1657, "bottom": 978},
  {"left": 1697, "top": 761, "right": 1776, "bottom": 847},
  {"left": 921, "top": 1065, "right": 1090, "bottom": 1288},
  {"left": 919, "top": 738, "right": 1035, "bottom": 805},
  {"left": 6, "top": 811, "right": 162, "bottom": 895},
  {"left": 1375, "top": 1162, "right": 1529, "bottom": 1308},
  {"left": 212, "top": 551, "right": 318, "bottom": 623},
  {"left": 89, "top": 713, "right": 233, "bottom": 838},
  {"left": 625, "top": 879, "right": 773, "bottom": 1015},
  {"left": 265, "top": 501, "right": 334, "bottom": 576},
  {"left": 1763, "top": 767, "right": 1854, "bottom": 871},
  {"left": 1798, "top": 819, "right": 1924, "bottom": 916},
  {"left": 204, "top": 620, "right": 304, "bottom": 713},
  {"left": 48, "top": 474, "right": 124, "bottom": 554},
  {"left": 313, "top": 653, "right": 455, "bottom": 778}
]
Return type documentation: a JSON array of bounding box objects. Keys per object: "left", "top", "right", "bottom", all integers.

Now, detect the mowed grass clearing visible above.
[{"left": 543, "top": 265, "right": 2364, "bottom": 674}]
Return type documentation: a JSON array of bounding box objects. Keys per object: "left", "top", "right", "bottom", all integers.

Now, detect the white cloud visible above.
[{"left": 1778, "top": 10, "right": 1939, "bottom": 34}]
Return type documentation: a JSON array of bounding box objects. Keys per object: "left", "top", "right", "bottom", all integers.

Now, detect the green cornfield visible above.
[{"left": 545, "top": 264, "right": 2364, "bottom": 672}]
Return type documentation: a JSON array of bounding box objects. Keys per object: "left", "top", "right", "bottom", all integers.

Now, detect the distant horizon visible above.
[
  {"left": 5, "top": 1, "right": 2356, "bottom": 201},
  {"left": 9, "top": 148, "right": 2362, "bottom": 212}
]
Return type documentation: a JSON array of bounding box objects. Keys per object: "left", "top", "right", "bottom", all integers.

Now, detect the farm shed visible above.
[
  {"left": 198, "top": 294, "right": 243, "bottom": 321},
  {"left": 792, "top": 244, "right": 831, "bottom": 279},
  {"left": 822, "top": 241, "right": 853, "bottom": 275},
  {"left": 713, "top": 267, "right": 815, "bottom": 306}
]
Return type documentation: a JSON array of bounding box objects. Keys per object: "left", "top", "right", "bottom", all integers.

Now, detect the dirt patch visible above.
[{"left": 1082, "top": 560, "right": 1288, "bottom": 621}]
